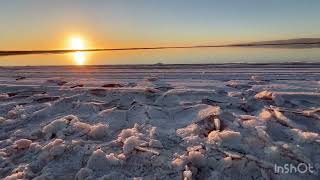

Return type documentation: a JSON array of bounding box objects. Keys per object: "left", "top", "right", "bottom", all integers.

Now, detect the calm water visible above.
[{"left": 0, "top": 47, "right": 320, "bottom": 66}]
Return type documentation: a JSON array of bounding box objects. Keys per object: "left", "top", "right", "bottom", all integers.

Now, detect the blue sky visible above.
[{"left": 1, "top": 0, "right": 320, "bottom": 49}]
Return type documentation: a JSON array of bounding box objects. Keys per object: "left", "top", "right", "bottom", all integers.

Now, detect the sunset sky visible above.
[{"left": 1, "top": 0, "right": 320, "bottom": 50}]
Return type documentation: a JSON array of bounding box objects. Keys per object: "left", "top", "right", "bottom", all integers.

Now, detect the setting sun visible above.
[
  {"left": 69, "top": 37, "right": 86, "bottom": 65},
  {"left": 70, "top": 37, "right": 85, "bottom": 50}
]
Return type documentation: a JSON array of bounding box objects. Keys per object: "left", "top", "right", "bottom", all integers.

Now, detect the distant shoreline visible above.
[
  {"left": 1, "top": 62, "right": 320, "bottom": 68},
  {"left": 1, "top": 39, "right": 320, "bottom": 56}
]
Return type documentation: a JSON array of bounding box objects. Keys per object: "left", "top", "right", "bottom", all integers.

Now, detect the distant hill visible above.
[{"left": 238, "top": 38, "right": 320, "bottom": 48}]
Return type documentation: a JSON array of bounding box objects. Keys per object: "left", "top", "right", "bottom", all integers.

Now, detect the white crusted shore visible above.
[{"left": 0, "top": 63, "right": 320, "bottom": 179}]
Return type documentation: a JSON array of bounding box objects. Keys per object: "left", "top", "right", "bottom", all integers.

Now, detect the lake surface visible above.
[{"left": 0, "top": 47, "right": 320, "bottom": 66}]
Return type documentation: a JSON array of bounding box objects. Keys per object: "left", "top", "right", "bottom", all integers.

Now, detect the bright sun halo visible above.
[
  {"left": 69, "top": 37, "right": 86, "bottom": 65},
  {"left": 70, "top": 37, "right": 85, "bottom": 50}
]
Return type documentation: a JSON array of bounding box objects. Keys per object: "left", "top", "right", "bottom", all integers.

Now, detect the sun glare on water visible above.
[{"left": 69, "top": 37, "right": 87, "bottom": 65}]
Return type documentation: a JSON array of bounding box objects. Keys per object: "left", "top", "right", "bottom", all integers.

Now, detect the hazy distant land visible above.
[{"left": 0, "top": 38, "right": 319, "bottom": 56}]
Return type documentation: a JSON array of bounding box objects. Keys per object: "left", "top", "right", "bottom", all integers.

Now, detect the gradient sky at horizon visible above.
[{"left": 1, "top": 0, "right": 320, "bottom": 50}]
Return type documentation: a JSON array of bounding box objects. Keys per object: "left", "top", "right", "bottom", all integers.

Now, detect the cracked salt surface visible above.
[{"left": 0, "top": 63, "right": 319, "bottom": 179}]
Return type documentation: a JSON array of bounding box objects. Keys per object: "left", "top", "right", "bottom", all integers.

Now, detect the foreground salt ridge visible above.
[{"left": 0, "top": 64, "right": 319, "bottom": 179}]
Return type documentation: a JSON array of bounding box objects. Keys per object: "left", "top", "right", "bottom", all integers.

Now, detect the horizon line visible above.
[{"left": 1, "top": 41, "right": 320, "bottom": 56}]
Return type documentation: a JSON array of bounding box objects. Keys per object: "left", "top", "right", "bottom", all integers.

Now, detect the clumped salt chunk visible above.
[
  {"left": 149, "top": 127, "right": 158, "bottom": 138},
  {"left": 254, "top": 91, "right": 273, "bottom": 100},
  {"left": 0, "top": 117, "right": 6, "bottom": 123},
  {"left": 87, "top": 149, "right": 107, "bottom": 170},
  {"left": 42, "top": 115, "right": 84, "bottom": 139},
  {"left": 13, "top": 139, "right": 32, "bottom": 149},
  {"left": 149, "top": 139, "right": 163, "bottom": 148},
  {"left": 64, "top": 114, "right": 79, "bottom": 122},
  {"left": 300, "top": 131, "right": 318, "bottom": 142},
  {"left": 208, "top": 131, "right": 220, "bottom": 142},
  {"left": 50, "top": 143, "right": 66, "bottom": 157},
  {"left": 242, "top": 119, "right": 257, "bottom": 128},
  {"left": 42, "top": 118, "right": 68, "bottom": 139},
  {"left": 88, "top": 123, "right": 109, "bottom": 139},
  {"left": 291, "top": 129, "right": 319, "bottom": 143},
  {"left": 40, "top": 138, "right": 66, "bottom": 159},
  {"left": 208, "top": 130, "right": 241, "bottom": 147},
  {"left": 6, "top": 105, "right": 24, "bottom": 119},
  {"left": 118, "top": 128, "right": 137, "bottom": 142},
  {"left": 183, "top": 135, "right": 202, "bottom": 145},
  {"left": 225, "top": 151, "right": 242, "bottom": 159},
  {"left": 213, "top": 118, "right": 221, "bottom": 131},
  {"left": 187, "top": 151, "right": 205, "bottom": 167},
  {"left": 123, "top": 136, "right": 144, "bottom": 155},
  {"left": 176, "top": 124, "right": 199, "bottom": 138},
  {"left": 29, "top": 142, "right": 42, "bottom": 153},
  {"left": 117, "top": 153, "right": 126, "bottom": 161},
  {"left": 259, "top": 109, "right": 272, "bottom": 121},
  {"left": 73, "top": 121, "right": 91, "bottom": 133},
  {"left": 273, "top": 109, "right": 297, "bottom": 128},
  {"left": 171, "top": 157, "right": 186, "bottom": 170},
  {"left": 222, "top": 156, "right": 233, "bottom": 168},
  {"left": 4, "top": 172, "right": 24, "bottom": 180},
  {"left": 183, "top": 166, "right": 193, "bottom": 180},
  {"left": 75, "top": 168, "right": 93, "bottom": 180},
  {"left": 106, "top": 153, "right": 122, "bottom": 165}
]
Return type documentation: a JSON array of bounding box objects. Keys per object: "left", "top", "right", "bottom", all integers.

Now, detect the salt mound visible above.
[
  {"left": 13, "top": 139, "right": 32, "bottom": 149},
  {"left": 254, "top": 90, "right": 273, "bottom": 100},
  {"left": 42, "top": 115, "right": 109, "bottom": 140},
  {"left": 117, "top": 124, "right": 162, "bottom": 156},
  {"left": 117, "top": 125, "right": 139, "bottom": 143},
  {"left": 183, "top": 166, "right": 193, "bottom": 180},
  {"left": 176, "top": 113, "right": 222, "bottom": 140},
  {"left": 176, "top": 124, "right": 199, "bottom": 138},
  {"left": 148, "top": 139, "right": 163, "bottom": 148},
  {"left": 171, "top": 149, "right": 206, "bottom": 171},
  {"left": 105, "top": 153, "right": 122, "bottom": 165},
  {"left": 259, "top": 109, "right": 273, "bottom": 121},
  {"left": 87, "top": 149, "right": 107, "bottom": 170},
  {"left": 208, "top": 130, "right": 241, "bottom": 146},
  {"left": 187, "top": 150, "right": 205, "bottom": 167},
  {"left": 4, "top": 172, "right": 24, "bottom": 180},
  {"left": 88, "top": 123, "right": 109, "bottom": 139},
  {"left": 123, "top": 136, "right": 145, "bottom": 155},
  {"left": 0, "top": 117, "right": 5, "bottom": 124},
  {"left": 194, "top": 106, "right": 220, "bottom": 123},
  {"left": 291, "top": 129, "right": 319, "bottom": 143},
  {"left": 6, "top": 105, "right": 25, "bottom": 119},
  {"left": 73, "top": 121, "right": 91, "bottom": 133},
  {"left": 75, "top": 168, "right": 93, "bottom": 180},
  {"left": 85, "top": 150, "right": 123, "bottom": 173},
  {"left": 42, "top": 117, "right": 70, "bottom": 139},
  {"left": 41, "top": 138, "right": 66, "bottom": 158}
]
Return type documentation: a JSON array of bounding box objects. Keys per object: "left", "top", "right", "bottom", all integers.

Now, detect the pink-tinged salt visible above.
[
  {"left": 14, "top": 139, "right": 32, "bottom": 149},
  {"left": 88, "top": 123, "right": 108, "bottom": 139}
]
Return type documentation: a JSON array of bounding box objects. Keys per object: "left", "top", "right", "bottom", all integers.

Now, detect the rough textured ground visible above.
[{"left": 0, "top": 63, "right": 319, "bottom": 180}]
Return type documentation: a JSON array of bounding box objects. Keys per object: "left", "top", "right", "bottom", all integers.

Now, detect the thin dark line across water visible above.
[{"left": 1, "top": 42, "right": 320, "bottom": 56}]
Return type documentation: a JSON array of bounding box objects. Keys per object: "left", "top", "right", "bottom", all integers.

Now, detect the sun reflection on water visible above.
[{"left": 73, "top": 51, "right": 86, "bottom": 65}]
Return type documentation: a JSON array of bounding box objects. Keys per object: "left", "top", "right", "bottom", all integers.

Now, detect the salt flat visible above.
[{"left": 0, "top": 63, "right": 319, "bottom": 179}]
